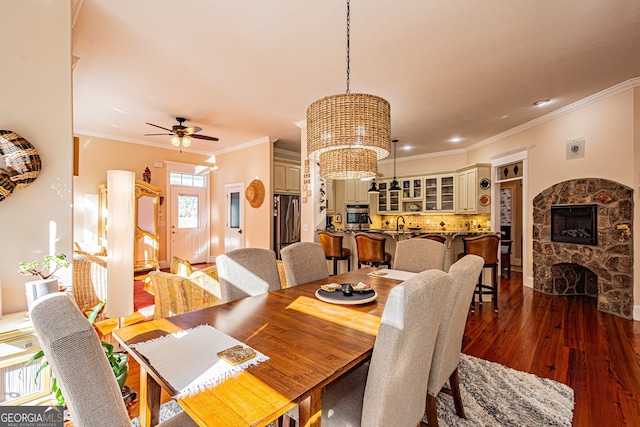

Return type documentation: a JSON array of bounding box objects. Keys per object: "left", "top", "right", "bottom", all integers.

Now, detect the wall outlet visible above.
[
  {"left": 303, "top": 224, "right": 309, "bottom": 232},
  {"left": 154, "top": 162, "right": 163, "bottom": 168}
]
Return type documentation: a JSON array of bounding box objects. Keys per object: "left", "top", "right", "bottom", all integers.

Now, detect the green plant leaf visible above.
[{"left": 88, "top": 300, "right": 106, "bottom": 324}]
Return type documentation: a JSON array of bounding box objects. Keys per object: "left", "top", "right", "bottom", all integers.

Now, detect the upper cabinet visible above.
[
  {"left": 274, "top": 160, "right": 301, "bottom": 194},
  {"left": 377, "top": 181, "right": 401, "bottom": 213},
  {"left": 456, "top": 165, "right": 490, "bottom": 214},
  {"left": 424, "top": 174, "right": 455, "bottom": 213},
  {"left": 345, "top": 179, "right": 370, "bottom": 204},
  {"left": 326, "top": 180, "right": 335, "bottom": 213}
]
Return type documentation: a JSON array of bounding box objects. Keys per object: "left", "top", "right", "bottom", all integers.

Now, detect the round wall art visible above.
[{"left": 0, "top": 130, "right": 41, "bottom": 202}]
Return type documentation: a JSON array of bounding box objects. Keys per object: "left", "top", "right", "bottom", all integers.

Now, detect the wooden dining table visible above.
[{"left": 113, "top": 267, "right": 407, "bottom": 427}]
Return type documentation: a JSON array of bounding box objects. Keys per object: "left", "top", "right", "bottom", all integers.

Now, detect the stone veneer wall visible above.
[{"left": 532, "top": 178, "right": 633, "bottom": 319}]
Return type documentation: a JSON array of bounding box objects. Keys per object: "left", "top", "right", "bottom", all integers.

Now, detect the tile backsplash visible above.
[{"left": 376, "top": 213, "right": 491, "bottom": 232}]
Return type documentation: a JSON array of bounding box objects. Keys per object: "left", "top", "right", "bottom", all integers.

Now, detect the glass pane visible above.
[
  {"left": 193, "top": 175, "right": 205, "bottom": 187},
  {"left": 170, "top": 172, "right": 182, "bottom": 185},
  {"left": 178, "top": 194, "right": 199, "bottom": 229},
  {"left": 230, "top": 192, "right": 240, "bottom": 228}
]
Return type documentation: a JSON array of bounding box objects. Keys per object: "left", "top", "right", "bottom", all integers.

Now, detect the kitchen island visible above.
[{"left": 315, "top": 229, "right": 497, "bottom": 272}]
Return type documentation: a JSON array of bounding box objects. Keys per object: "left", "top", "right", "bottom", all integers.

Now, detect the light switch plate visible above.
[{"left": 566, "top": 138, "right": 585, "bottom": 160}]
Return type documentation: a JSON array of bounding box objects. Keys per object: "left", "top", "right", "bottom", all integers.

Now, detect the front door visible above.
[
  {"left": 170, "top": 186, "right": 208, "bottom": 264},
  {"left": 225, "top": 183, "right": 245, "bottom": 252}
]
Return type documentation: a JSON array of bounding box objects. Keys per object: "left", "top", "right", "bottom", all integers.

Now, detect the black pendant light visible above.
[
  {"left": 368, "top": 178, "right": 380, "bottom": 193},
  {"left": 389, "top": 139, "right": 401, "bottom": 191}
]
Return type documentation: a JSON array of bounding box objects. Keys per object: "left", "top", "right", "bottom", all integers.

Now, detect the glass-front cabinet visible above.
[
  {"left": 377, "top": 181, "right": 401, "bottom": 213},
  {"left": 423, "top": 174, "right": 455, "bottom": 212}
]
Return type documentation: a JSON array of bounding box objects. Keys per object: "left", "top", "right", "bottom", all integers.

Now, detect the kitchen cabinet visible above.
[
  {"left": 401, "top": 178, "right": 422, "bottom": 200},
  {"left": 345, "top": 179, "right": 370, "bottom": 204},
  {"left": 274, "top": 160, "right": 301, "bottom": 194},
  {"left": 456, "top": 165, "right": 490, "bottom": 213},
  {"left": 326, "top": 180, "right": 335, "bottom": 213},
  {"left": 423, "top": 174, "right": 455, "bottom": 212},
  {"left": 377, "top": 181, "right": 401, "bottom": 213}
]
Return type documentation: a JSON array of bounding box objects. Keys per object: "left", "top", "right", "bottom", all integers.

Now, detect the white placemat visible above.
[
  {"left": 368, "top": 269, "right": 417, "bottom": 281},
  {"left": 131, "top": 324, "right": 269, "bottom": 398}
]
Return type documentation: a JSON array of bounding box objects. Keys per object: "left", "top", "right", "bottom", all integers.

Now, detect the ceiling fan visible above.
[{"left": 144, "top": 117, "right": 219, "bottom": 144}]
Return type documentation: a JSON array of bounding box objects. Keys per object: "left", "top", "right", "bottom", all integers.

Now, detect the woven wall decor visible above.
[
  {"left": 245, "top": 179, "right": 265, "bottom": 208},
  {"left": 0, "top": 130, "right": 41, "bottom": 202}
]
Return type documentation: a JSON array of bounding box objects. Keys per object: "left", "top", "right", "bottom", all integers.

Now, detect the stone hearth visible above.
[{"left": 532, "top": 178, "right": 633, "bottom": 319}]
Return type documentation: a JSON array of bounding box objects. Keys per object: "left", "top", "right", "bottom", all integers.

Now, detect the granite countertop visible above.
[{"left": 319, "top": 228, "right": 495, "bottom": 236}]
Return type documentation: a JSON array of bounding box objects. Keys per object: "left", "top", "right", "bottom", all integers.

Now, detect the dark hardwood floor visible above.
[{"left": 117, "top": 270, "right": 640, "bottom": 426}]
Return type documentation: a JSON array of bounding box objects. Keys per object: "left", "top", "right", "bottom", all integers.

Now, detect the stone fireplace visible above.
[{"left": 532, "top": 178, "right": 633, "bottom": 319}]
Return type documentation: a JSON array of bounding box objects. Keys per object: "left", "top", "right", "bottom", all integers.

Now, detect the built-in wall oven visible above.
[{"left": 345, "top": 204, "right": 370, "bottom": 231}]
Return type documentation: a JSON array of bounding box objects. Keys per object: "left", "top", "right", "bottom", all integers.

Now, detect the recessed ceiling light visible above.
[
  {"left": 501, "top": 114, "right": 509, "bottom": 119},
  {"left": 401, "top": 145, "right": 413, "bottom": 151},
  {"left": 449, "top": 137, "right": 462, "bottom": 143},
  {"left": 533, "top": 99, "right": 551, "bottom": 107}
]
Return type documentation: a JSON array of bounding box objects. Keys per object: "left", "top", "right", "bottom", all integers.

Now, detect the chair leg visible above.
[
  {"left": 347, "top": 257, "right": 351, "bottom": 272},
  {"left": 332, "top": 257, "right": 338, "bottom": 276},
  {"left": 425, "top": 393, "right": 438, "bottom": 427},
  {"left": 492, "top": 265, "right": 498, "bottom": 312},
  {"left": 478, "top": 269, "right": 484, "bottom": 304},
  {"left": 449, "top": 368, "right": 466, "bottom": 419}
]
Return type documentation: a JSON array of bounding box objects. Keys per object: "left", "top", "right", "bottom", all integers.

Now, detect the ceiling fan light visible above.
[
  {"left": 181, "top": 135, "right": 191, "bottom": 147},
  {"left": 170, "top": 135, "right": 181, "bottom": 147}
]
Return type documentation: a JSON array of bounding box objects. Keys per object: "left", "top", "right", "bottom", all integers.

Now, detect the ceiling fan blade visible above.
[
  {"left": 183, "top": 126, "right": 202, "bottom": 135},
  {"left": 191, "top": 134, "right": 219, "bottom": 142},
  {"left": 146, "top": 123, "right": 173, "bottom": 132},
  {"left": 144, "top": 133, "right": 174, "bottom": 136}
]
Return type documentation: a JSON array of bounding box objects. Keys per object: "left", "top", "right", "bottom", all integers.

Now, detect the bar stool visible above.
[
  {"left": 501, "top": 240, "right": 512, "bottom": 278},
  {"left": 354, "top": 233, "right": 392, "bottom": 269},
  {"left": 414, "top": 233, "right": 446, "bottom": 244},
  {"left": 462, "top": 234, "right": 500, "bottom": 311},
  {"left": 318, "top": 231, "right": 351, "bottom": 276}
]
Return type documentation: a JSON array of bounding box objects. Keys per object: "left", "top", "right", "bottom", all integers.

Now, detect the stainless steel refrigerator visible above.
[{"left": 274, "top": 194, "right": 301, "bottom": 259}]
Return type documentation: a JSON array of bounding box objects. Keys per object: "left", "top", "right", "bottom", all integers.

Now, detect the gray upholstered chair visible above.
[
  {"left": 393, "top": 238, "right": 446, "bottom": 273},
  {"left": 280, "top": 242, "right": 329, "bottom": 287},
  {"left": 425, "top": 254, "right": 485, "bottom": 426},
  {"left": 29, "top": 293, "right": 197, "bottom": 427},
  {"left": 286, "top": 269, "right": 452, "bottom": 427},
  {"left": 216, "top": 248, "right": 282, "bottom": 302}
]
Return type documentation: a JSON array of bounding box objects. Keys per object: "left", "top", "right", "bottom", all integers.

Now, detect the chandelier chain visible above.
[{"left": 346, "top": 0, "right": 350, "bottom": 94}]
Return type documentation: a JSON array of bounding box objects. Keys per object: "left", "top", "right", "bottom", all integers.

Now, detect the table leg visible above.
[
  {"left": 139, "top": 369, "right": 162, "bottom": 427},
  {"left": 297, "top": 387, "right": 322, "bottom": 427}
]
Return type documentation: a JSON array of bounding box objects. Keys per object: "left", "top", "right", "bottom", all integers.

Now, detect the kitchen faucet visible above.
[
  {"left": 396, "top": 216, "right": 406, "bottom": 232},
  {"left": 358, "top": 214, "right": 372, "bottom": 231}
]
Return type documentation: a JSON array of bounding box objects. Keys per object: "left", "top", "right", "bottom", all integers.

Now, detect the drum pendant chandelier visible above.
[{"left": 306, "top": 0, "right": 391, "bottom": 180}]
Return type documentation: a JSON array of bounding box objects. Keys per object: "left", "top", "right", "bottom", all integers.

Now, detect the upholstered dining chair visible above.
[
  {"left": 354, "top": 233, "right": 392, "bottom": 269},
  {"left": 425, "top": 254, "right": 485, "bottom": 426},
  {"left": 393, "top": 238, "right": 446, "bottom": 273},
  {"left": 462, "top": 234, "right": 501, "bottom": 311},
  {"left": 280, "top": 242, "right": 329, "bottom": 287},
  {"left": 285, "top": 269, "right": 452, "bottom": 427},
  {"left": 414, "top": 233, "right": 447, "bottom": 244},
  {"left": 216, "top": 248, "right": 282, "bottom": 302},
  {"left": 318, "top": 231, "right": 351, "bottom": 275},
  {"left": 29, "top": 293, "right": 197, "bottom": 427},
  {"left": 149, "top": 266, "right": 222, "bottom": 319}
]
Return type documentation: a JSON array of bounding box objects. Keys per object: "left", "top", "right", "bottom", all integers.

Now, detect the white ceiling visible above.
[{"left": 72, "top": 0, "right": 640, "bottom": 159}]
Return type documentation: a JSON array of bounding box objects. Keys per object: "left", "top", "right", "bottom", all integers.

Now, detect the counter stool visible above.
[
  {"left": 462, "top": 234, "right": 500, "bottom": 311},
  {"left": 501, "top": 240, "right": 512, "bottom": 277},
  {"left": 318, "top": 231, "right": 351, "bottom": 276},
  {"left": 354, "top": 233, "right": 392, "bottom": 269},
  {"left": 414, "top": 233, "right": 447, "bottom": 244}
]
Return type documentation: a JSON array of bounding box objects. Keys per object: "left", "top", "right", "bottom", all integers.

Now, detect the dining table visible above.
[{"left": 113, "top": 267, "right": 413, "bottom": 427}]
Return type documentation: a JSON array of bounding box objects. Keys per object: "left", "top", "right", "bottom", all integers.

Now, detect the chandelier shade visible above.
[{"left": 318, "top": 148, "right": 378, "bottom": 180}]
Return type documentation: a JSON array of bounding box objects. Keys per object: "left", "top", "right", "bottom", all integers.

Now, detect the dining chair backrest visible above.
[
  {"left": 393, "top": 238, "right": 446, "bottom": 272},
  {"left": 216, "top": 248, "right": 282, "bottom": 303},
  {"left": 414, "top": 233, "right": 447, "bottom": 244},
  {"left": 360, "top": 269, "right": 452, "bottom": 426},
  {"left": 29, "top": 293, "right": 197, "bottom": 427},
  {"left": 428, "top": 254, "right": 484, "bottom": 396},
  {"left": 280, "top": 242, "right": 329, "bottom": 287}
]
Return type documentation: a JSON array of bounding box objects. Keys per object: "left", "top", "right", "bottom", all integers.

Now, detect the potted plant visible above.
[
  {"left": 22, "top": 301, "right": 131, "bottom": 408},
  {"left": 19, "top": 254, "right": 70, "bottom": 311}
]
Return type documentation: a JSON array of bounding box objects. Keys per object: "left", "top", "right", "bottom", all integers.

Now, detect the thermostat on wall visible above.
[{"left": 566, "top": 138, "right": 585, "bottom": 160}]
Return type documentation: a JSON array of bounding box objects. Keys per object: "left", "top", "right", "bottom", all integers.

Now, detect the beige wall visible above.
[
  {"left": 0, "top": 1, "right": 73, "bottom": 314},
  {"left": 211, "top": 141, "right": 274, "bottom": 255}
]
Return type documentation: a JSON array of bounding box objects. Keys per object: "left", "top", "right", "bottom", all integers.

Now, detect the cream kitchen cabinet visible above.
[
  {"left": 326, "top": 180, "right": 335, "bottom": 213},
  {"left": 456, "top": 165, "right": 490, "bottom": 213},
  {"left": 423, "top": 174, "right": 455, "bottom": 212},
  {"left": 274, "top": 160, "right": 301, "bottom": 194},
  {"left": 345, "top": 179, "right": 370, "bottom": 204},
  {"left": 376, "top": 181, "right": 401, "bottom": 213}
]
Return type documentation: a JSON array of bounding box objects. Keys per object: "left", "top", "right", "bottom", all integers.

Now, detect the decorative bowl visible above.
[{"left": 409, "top": 204, "right": 420, "bottom": 211}]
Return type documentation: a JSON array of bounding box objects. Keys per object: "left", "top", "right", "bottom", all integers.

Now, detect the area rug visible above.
[{"left": 131, "top": 354, "right": 574, "bottom": 426}]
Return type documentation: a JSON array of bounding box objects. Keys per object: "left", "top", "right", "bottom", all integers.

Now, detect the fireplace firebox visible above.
[{"left": 550, "top": 204, "right": 597, "bottom": 246}]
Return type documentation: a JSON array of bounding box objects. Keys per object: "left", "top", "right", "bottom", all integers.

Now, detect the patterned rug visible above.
[{"left": 131, "top": 354, "right": 574, "bottom": 426}]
